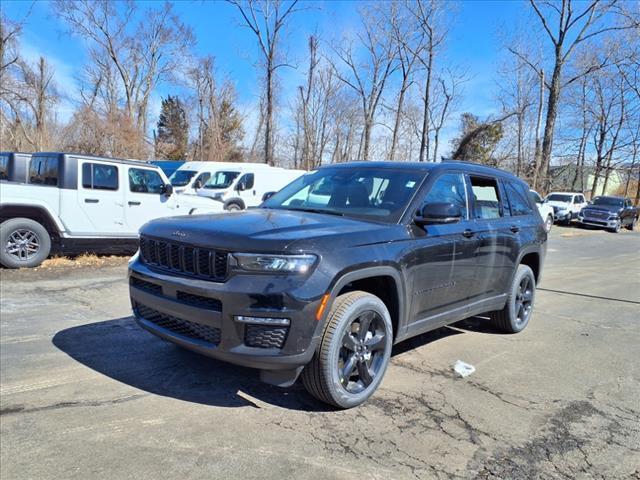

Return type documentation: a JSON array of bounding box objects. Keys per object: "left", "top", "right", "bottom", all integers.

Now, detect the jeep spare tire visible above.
[{"left": 0, "top": 218, "right": 52, "bottom": 268}]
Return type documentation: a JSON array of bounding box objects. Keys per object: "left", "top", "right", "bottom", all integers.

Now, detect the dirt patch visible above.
[{"left": 37, "top": 254, "right": 130, "bottom": 270}]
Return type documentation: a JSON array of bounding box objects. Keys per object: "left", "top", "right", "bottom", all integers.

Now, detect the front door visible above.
[
  {"left": 407, "top": 172, "right": 479, "bottom": 326},
  {"left": 124, "top": 166, "right": 176, "bottom": 235}
]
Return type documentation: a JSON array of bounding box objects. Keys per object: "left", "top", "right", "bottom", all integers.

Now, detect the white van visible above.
[
  {"left": 197, "top": 166, "right": 306, "bottom": 211},
  {"left": 169, "top": 161, "right": 275, "bottom": 196}
]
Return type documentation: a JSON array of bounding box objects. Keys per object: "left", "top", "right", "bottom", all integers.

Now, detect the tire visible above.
[
  {"left": 489, "top": 264, "right": 536, "bottom": 334},
  {"left": 544, "top": 214, "right": 553, "bottom": 233},
  {"left": 563, "top": 215, "right": 572, "bottom": 226},
  {"left": 0, "top": 218, "right": 52, "bottom": 268},
  {"left": 302, "top": 291, "right": 393, "bottom": 409},
  {"left": 625, "top": 216, "right": 637, "bottom": 231},
  {"left": 225, "top": 202, "right": 243, "bottom": 212}
]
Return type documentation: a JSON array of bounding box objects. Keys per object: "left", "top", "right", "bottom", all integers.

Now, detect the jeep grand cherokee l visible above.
[{"left": 129, "top": 161, "right": 547, "bottom": 408}]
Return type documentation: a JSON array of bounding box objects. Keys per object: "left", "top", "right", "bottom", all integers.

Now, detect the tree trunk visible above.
[
  {"left": 532, "top": 69, "right": 544, "bottom": 190},
  {"left": 389, "top": 79, "right": 409, "bottom": 161},
  {"left": 265, "top": 63, "right": 274, "bottom": 165},
  {"left": 540, "top": 59, "right": 562, "bottom": 192},
  {"left": 419, "top": 48, "right": 433, "bottom": 162}
]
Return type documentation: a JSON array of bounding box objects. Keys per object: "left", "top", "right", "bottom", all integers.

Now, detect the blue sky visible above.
[{"left": 3, "top": 0, "right": 535, "bottom": 151}]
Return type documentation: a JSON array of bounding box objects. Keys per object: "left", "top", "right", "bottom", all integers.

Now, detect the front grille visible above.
[
  {"left": 176, "top": 291, "right": 222, "bottom": 311},
  {"left": 583, "top": 210, "right": 609, "bottom": 220},
  {"left": 244, "top": 324, "right": 289, "bottom": 349},
  {"left": 130, "top": 277, "right": 162, "bottom": 295},
  {"left": 139, "top": 235, "right": 228, "bottom": 281},
  {"left": 134, "top": 302, "right": 221, "bottom": 346}
]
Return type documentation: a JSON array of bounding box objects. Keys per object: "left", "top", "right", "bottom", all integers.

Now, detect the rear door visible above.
[
  {"left": 124, "top": 166, "right": 176, "bottom": 234},
  {"left": 76, "top": 159, "right": 125, "bottom": 235}
]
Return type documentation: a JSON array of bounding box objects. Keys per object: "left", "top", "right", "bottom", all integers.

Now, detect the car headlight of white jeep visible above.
[{"left": 233, "top": 253, "right": 317, "bottom": 273}]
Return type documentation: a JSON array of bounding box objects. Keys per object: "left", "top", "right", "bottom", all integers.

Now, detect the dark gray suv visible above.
[{"left": 128, "top": 161, "right": 547, "bottom": 408}]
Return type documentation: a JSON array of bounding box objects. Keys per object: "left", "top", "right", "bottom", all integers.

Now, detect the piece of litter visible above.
[{"left": 453, "top": 360, "right": 475, "bottom": 378}]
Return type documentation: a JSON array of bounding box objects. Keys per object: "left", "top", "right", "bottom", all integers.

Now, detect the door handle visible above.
[
  {"left": 462, "top": 229, "right": 475, "bottom": 238},
  {"left": 84, "top": 198, "right": 99, "bottom": 203},
  {"left": 510, "top": 225, "right": 520, "bottom": 233},
  {"left": 128, "top": 201, "right": 141, "bottom": 206}
]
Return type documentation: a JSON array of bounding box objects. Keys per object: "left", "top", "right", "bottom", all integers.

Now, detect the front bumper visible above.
[
  {"left": 553, "top": 210, "right": 572, "bottom": 222},
  {"left": 577, "top": 216, "right": 618, "bottom": 229},
  {"left": 128, "top": 257, "right": 324, "bottom": 373}
]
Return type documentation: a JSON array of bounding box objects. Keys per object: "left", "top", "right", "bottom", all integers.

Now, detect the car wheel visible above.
[
  {"left": 302, "top": 291, "right": 393, "bottom": 409},
  {"left": 544, "top": 214, "right": 553, "bottom": 233},
  {"left": 489, "top": 264, "right": 536, "bottom": 334},
  {"left": 225, "top": 202, "right": 243, "bottom": 212},
  {"left": 608, "top": 220, "right": 621, "bottom": 233},
  {"left": 625, "top": 217, "right": 637, "bottom": 231},
  {"left": 0, "top": 218, "right": 52, "bottom": 268}
]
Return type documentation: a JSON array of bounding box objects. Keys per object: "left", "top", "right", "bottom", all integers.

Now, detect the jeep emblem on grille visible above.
[{"left": 171, "top": 230, "right": 187, "bottom": 238}]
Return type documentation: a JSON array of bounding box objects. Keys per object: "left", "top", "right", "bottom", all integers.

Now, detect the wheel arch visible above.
[
  {"left": 517, "top": 249, "right": 541, "bottom": 284},
  {"left": 0, "top": 204, "right": 62, "bottom": 237}
]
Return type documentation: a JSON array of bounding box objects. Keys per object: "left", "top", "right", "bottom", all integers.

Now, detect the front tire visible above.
[
  {"left": 544, "top": 214, "right": 553, "bottom": 233},
  {"left": 489, "top": 264, "right": 536, "bottom": 333},
  {"left": 625, "top": 217, "right": 637, "bottom": 231},
  {"left": 608, "top": 220, "right": 621, "bottom": 233},
  {"left": 225, "top": 202, "right": 243, "bottom": 212},
  {"left": 0, "top": 218, "right": 52, "bottom": 268},
  {"left": 302, "top": 291, "right": 393, "bottom": 409}
]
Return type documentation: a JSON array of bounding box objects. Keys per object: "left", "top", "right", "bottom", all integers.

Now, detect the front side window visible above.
[
  {"left": 238, "top": 173, "right": 255, "bottom": 190},
  {"left": 29, "top": 155, "right": 59, "bottom": 186},
  {"left": 422, "top": 173, "right": 468, "bottom": 219},
  {"left": 263, "top": 167, "right": 425, "bottom": 223},
  {"left": 204, "top": 171, "right": 240, "bottom": 189},
  {"left": 129, "top": 168, "right": 164, "bottom": 194},
  {"left": 0, "top": 154, "right": 9, "bottom": 180},
  {"left": 195, "top": 172, "right": 211, "bottom": 187},
  {"left": 82, "top": 163, "right": 119, "bottom": 190},
  {"left": 168, "top": 169, "right": 197, "bottom": 187},
  {"left": 470, "top": 176, "right": 501, "bottom": 219},
  {"left": 505, "top": 182, "right": 533, "bottom": 216}
]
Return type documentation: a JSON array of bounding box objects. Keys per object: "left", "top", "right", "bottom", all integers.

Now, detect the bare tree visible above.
[
  {"left": 331, "top": 6, "right": 398, "bottom": 161},
  {"left": 430, "top": 70, "right": 465, "bottom": 162},
  {"left": 228, "top": 0, "right": 300, "bottom": 165}
]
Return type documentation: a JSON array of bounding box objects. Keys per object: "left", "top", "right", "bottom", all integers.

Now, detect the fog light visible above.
[{"left": 235, "top": 315, "right": 290, "bottom": 326}]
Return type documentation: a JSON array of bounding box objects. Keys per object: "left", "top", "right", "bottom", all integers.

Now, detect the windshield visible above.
[
  {"left": 546, "top": 194, "right": 572, "bottom": 203},
  {"left": 529, "top": 190, "right": 543, "bottom": 204},
  {"left": 169, "top": 170, "right": 197, "bottom": 186},
  {"left": 262, "top": 167, "right": 426, "bottom": 223},
  {"left": 204, "top": 171, "right": 240, "bottom": 189},
  {"left": 592, "top": 197, "right": 623, "bottom": 207}
]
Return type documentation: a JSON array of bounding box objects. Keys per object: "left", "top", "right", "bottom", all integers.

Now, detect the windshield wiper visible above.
[{"left": 288, "top": 207, "right": 345, "bottom": 217}]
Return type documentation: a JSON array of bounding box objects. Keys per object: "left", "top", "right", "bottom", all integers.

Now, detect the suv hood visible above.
[
  {"left": 141, "top": 208, "right": 401, "bottom": 252},
  {"left": 584, "top": 204, "right": 622, "bottom": 214},
  {"left": 545, "top": 200, "right": 571, "bottom": 209}
]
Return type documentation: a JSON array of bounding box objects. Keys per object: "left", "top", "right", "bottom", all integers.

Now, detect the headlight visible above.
[{"left": 233, "top": 253, "right": 317, "bottom": 273}]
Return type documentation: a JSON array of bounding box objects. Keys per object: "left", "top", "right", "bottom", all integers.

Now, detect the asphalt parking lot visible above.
[{"left": 1, "top": 226, "right": 639, "bottom": 479}]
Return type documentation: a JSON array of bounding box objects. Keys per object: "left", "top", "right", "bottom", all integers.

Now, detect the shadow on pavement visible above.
[{"left": 52, "top": 315, "right": 458, "bottom": 411}]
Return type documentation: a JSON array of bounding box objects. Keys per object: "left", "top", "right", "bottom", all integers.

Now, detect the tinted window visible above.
[
  {"left": 505, "top": 182, "right": 533, "bottom": 216},
  {"left": 592, "top": 196, "right": 623, "bottom": 207},
  {"left": 204, "top": 171, "right": 240, "bottom": 189},
  {"left": 423, "top": 173, "right": 468, "bottom": 219},
  {"left": 195, "top": 172, "right": 211, "bottom": 186},
  {"left": 82, "top": 163, "right": 119, "bottom": 190},
  {"left": 29, "top": 155, "right": 59, "bottom": 186},
  {"left": 168, "top": 169, "right": 197, "bottom": 186},
  {"left": 0, "top": 155, "right": 8, "bottom": 180},
  {"left": 547, "top": 194, "right": 572, "bottom": 202},
  {"left": 129, "top": 168, "right": 164, "bottom": 194},
  {"left": 470, "top": 176, "right": 501, "bottom": 219},
  {"left": 239, "top": 173, "right": 255, "bottom": 190},
  {"left": 263, "top": 167, "right": 425, "bottom": 223},
  {"left": 529, "top": 190, "right": 543, "bottom": 204}
]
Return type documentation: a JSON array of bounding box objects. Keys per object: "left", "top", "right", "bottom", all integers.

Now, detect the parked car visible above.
[
  {"left": 0, "top": 152, "right": 31, "bottom": 183},
  {"left": 530, "top": 189, "right": 554, "bottom": 232},
  {"left": 151, "top": 160, "right": 184, "bottom": 178},
  {"left": 0, "top": 152, "right": 223, "bottom": 268},
  {"left": 578, "top": 196, "right": 638, "bottom": 233},
  {"left": 129, "top": 161, "right": 547, "bottom": 408},
  {"left": 197, "top": 166, "right": 306, "bottom": 211},
  {"left": 544, "top": 191, "right": 588, "bottom": 225}
]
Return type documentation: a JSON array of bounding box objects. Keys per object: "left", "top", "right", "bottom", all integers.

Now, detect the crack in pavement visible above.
[{"left": 0, "top": 393, "right": 147, "bottom": 417}]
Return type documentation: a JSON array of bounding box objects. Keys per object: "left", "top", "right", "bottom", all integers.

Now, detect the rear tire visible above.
[
  {"left": 489, "top": 264, "right": 536, "bottom": 334},
  {"left": 302, "top": 291, "right": 393, "bottom": 409},
  {"left": 0, "top": 218, "right": 52, "bottom": 268},
  {"left": 544, "top": 214, "right": 553, "bottom": 233},
  {"left": 625, "top": 217, "right": 637, "bottom": 231},
  {"left": 608, "top": 220, "right": 621, "bottom": 233}
]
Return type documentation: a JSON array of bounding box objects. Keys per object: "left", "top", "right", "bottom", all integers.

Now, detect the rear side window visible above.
[
  {"left": 505, "top": 182, "right": 534, "bottom": 216},
  {"left": 82, "top": 163, "right": 119, "bottom": 190},
  {"left": 469, "top": 176, "right": 501, "bottom": 219},
  {"left": 422, "top": 173, "right": 468, "bottom": 219},
  {"left": 129, "top": 168, "right": 164, "bottom": 194},
  {"left": 0, "top": 155, "right": 8, "bottom": 180},
  {"left": 29, "top": 156, "right": 59, "bottom": 186}
]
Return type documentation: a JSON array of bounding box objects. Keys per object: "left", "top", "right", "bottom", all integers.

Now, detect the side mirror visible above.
[
  {"left": 162, "top": 184, "right": 174, "bottom": 197},
  {"left": 193, "top": 179, "right": 202, "bottom": 190},
  {"left": 415, "top": 202, "right": 462, "bottom": 226},
  {"left": 262, "top": 191, "right": 276, "bottom": 202}
]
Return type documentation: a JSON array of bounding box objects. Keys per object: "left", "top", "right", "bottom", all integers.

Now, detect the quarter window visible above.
[
  {"left": 82, "top": 163, "right": 119, "bottom": 190},
  {"left": 422, "top": 173, "right": 468, "bottom": 219},
  {"left": 505, "top": 182, "right": 533, "bottom": 216},
  {"left": 129, "top": 168, "right": 164, "bottom": 194},
  {"left": 469, "top": 176, "right": 501, "bottom": 219},
  {"left": 29, "top": 155, "right": 59, "bottom": 186},
  {"left": 0, "top": 154, "right": 9, "bottom": 180}
]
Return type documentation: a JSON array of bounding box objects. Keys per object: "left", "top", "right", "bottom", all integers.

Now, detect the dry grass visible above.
[{"left": 36, "top": 253, "right": 130, "bottom": 270}]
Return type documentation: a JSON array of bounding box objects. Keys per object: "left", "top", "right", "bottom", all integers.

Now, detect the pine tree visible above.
[
  {"left": 451, "top": 113, "right": 504, "bottom": 166},
  {"left": 155, "top": 95, "right": 189, "bottom": 160}
]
